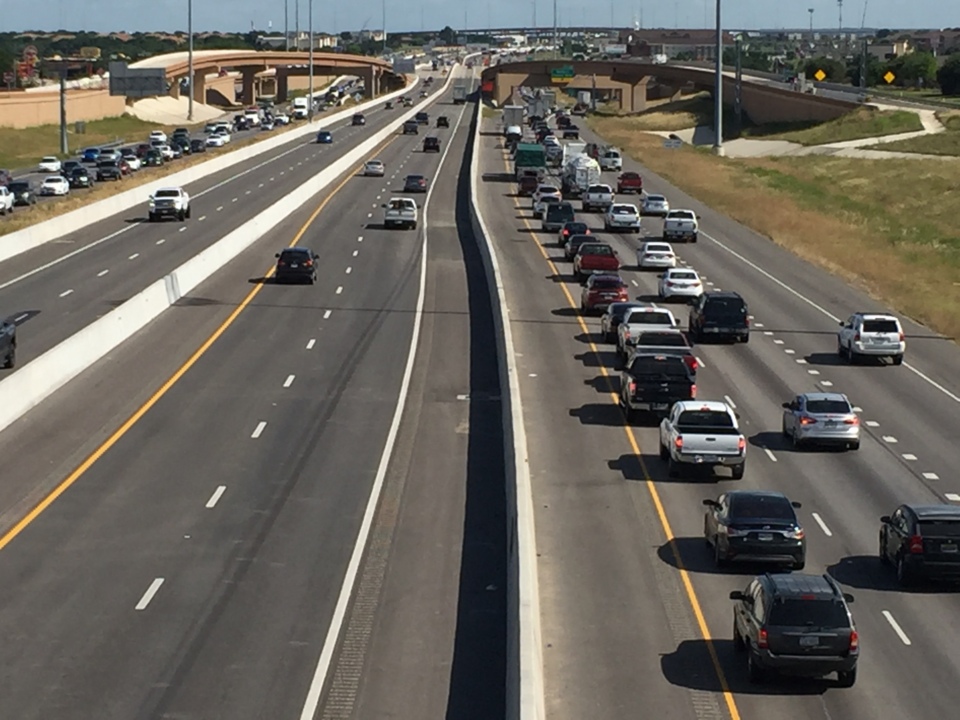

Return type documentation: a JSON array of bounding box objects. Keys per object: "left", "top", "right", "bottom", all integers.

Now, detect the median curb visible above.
[
  {"left": 467, "top": 89, "right": 546, "bottom": 719},
  {"left": 0, "top": 75, "right": 422, "bottom": 265},
  {"left": 0, "top": 67, "right": 462, "bottom": 436}
]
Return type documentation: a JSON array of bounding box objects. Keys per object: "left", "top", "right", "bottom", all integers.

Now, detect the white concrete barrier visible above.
[
  {"left": 0, "top": 68, "right": 461, "bottom": 436},
  {"left": 0, "top": 75, "right": 422, "bottom": 265},
  {"left": 467, "top": 94, "right": 546, "bottom": 717}
]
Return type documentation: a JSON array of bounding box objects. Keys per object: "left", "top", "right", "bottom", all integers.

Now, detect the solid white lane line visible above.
[
  {"left": 925, "top": 472, "right": 941, "bottom": 480},
  {"left": 251, "top": 421, "right": 267, "bottom": 439},
  {"left": 345, "top": 266, "right": 352, "bottom": 274},
  {"left": 336, "top": 286, "right": 343, "bottom": 294},
  {"left": 283, "top": 374, "right": 295, "bottom": 388},
  {"left": 865, "top": 420, "right": 880, "bottom": 427},
  {"left": 128, "top": 253, "right": 139, "bottom": 260},
  {"left": 763, "top": 448, "right": 777, "bottom": 462},
  {"left": 352, "top": 250, "right": 359, "bottom": 257},
  {"left": 723, "top": 395, "right": 737, "bottom": 409},
  {"left": 59, "top": 289, "right": 73, "bottom": 297},
  {"left": 902, "top": 453, "right": 917, "bottom": 461},
  {"left": 296, "top": 87, "right": 467, "bottom": 720},
  {"left": 882, "top": 610, "right": 912, "bottom": 645},
  {"left": 206, "top": 485, "right": 227, "bottom": 508},
  {"left": 811, "top": 512, "right": 833, "bottom": 537},
  {"left": 323, "top": 310, "right": 332, "bottom": 319},
  {"left": 945, "top": 493, "right": 960, "bottom": 501},
  {"left": 97, "top": 269, "right": 109, "bottom": 277},
  {"left": 882, "top": 435, "right": 898, "bottom": 443},
  {"left": 306, "top": 339, "right": 316, "bottom": 350},
  {"left": 135, "top": 578, "right": 164, "bottom": 610}
]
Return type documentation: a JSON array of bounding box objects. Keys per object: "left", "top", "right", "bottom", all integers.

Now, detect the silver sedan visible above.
[{"left": 781, "top": 392, "right": 860, "bottom": 450}]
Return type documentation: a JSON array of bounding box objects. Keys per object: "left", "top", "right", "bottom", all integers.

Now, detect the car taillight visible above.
[
  {"left": 667, "top": 282, "right": 676, "bottom": 287},
  {"left": 899, "top": 331, "right": 905, "bottom": 341},
  {"left": 690, "top": 384, "right": 697, "bottom": 398},
  {"left": 849, "top": 629, "right": 859, "bottom": 652},
  {"left": 277, "top": 261, "right": 286, "bottom": 267},
  {"left": 800, "top": 417, "right": 817, "bottom": 425},
  {"left": 304, "top": 260, "right": 313, "bottom": 267},
  {"left": 674, "top": 436, "right": 683, "bottom": 449},
  {"left": 745, "top": 316, "right": 751, "bottom": 327},
  {"left": 844, "top": 417, "right": 860, "bottom": 425},
  {"left": 686, "top": 357, "right": 698, "bottom": 371},
  {"left": 737, "top": 436, "right": 746, "bottom": 452},
  {"left": 854, "top": 332, "right": 861, "bottom": 342},
  {"left": 909, "top": 534, "right": 924, "bottom": 554},
  {"left": 758, "top": 628, "right": 769, "bottom": 649},
  {"left": 629, "top": 381, "right": 636, "bottom": 393}
]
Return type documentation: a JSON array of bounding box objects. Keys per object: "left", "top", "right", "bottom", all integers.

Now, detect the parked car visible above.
[{"left": 7, "top": 180, "right": 37, "bottom": 206}]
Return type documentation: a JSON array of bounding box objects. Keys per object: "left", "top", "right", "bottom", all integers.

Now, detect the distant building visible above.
[
  {"left": 867, "top": 39, "right": 911, "bottom": 60},
  {"left": 618, "top": 29, "right": 736, "bottom": 60}
]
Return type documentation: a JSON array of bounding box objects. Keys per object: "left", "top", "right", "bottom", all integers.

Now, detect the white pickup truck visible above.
[
  {"left": 659, "top": 400, "right": 746, "bottom": 479},
  {"left": 0, "top": 186, "right": 14, "bottom": 216},
  {"left": 662, "top": 209, "right": 699, "bottom": 243},
  {"left": 616, "top": 305, "right": 680, "bottom": 360},
  {"left": 148, "top": 187, "right": 191, "bottom": 222},
  {"left": 581, "top": 183, "right": 614, "bottom": 213},
  {"left": 383, "top": 197, "right": 419, "bottom": 229}
]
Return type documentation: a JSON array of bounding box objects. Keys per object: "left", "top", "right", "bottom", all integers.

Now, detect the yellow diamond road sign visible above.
[
  {"left": 814, "top": 69, "right": 826, "bottom": 82},
  {"left": 884, "top": 70, "right": 896, "bottom": 84}
]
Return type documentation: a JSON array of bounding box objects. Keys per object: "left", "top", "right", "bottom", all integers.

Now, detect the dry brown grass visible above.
[{"left": 589, "top": 115, "right": 960, "bottom": 338}]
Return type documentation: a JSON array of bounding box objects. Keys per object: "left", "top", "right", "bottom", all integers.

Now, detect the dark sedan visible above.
[
  {"left": 190, "top": 138, "right": 207, "bottom": 153},
  {"left": 275, "top": 247, "right": 319, "bottom": 284},
  {"left": 704, "top": 490, "right": 806, "bottom": 570},
  {"left": 316, "top": 130, "right": 333, "bottom": 144},
  {"left": 96, "top": 161, "right": 123, "bottom": 182},
  {"left": 403, "top": 174, "right": 428, "bottom": 193},
  {"left": 7, "top": 181, "right": 37, "bottom": 206},
  {"left": 68, "top": 167, "right": 95, "bottom": 189}
]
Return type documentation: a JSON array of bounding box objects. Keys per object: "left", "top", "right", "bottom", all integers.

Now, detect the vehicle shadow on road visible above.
[
  {"left": 573, "top": 350, "right": 621, "bottom": 369},
  {"left": 748, "top": 431, "right": 791, "bottom": 453},
  {"left": 551, "top": 306, "right": 581, "bottom": 318},
  {"left": 481, "top": 171, "right": 513, "bottom": 182},
  {"left": 804, "top": 352, "right": 846, "bottom": 367},
  {"left": 661, "top": 640, "right": 829, "bottom": 696},
  {"left": 247, "top": 276, "right": 277, "bottom": 285},
  {"left": 569, "top": 402, "right": 626, "bottom": 427},
  {"left": 584, "top": 375, "right": 617, "bottom": 394},
  {"left": 658, "top": 537, "right": 789, "bottom": 577},
  {"left": 607, "top": 453, "right": 660, "bottom": 481},
  {"left": 827, "top": 555, "right": 953, "bottom": 594}
]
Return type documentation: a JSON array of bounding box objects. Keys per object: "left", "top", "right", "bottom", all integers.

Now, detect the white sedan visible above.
[
  {"left": 604, "top": 203, "right": 641, "bottom": 233},
  {"left": 38, "top": 156, "right": 61, "bottom": 173},
  {"left": 636, "top": 241, "right": 677, "bottom": 270},
  {"left": 206, "top": 134, "right": 226, "bottom": 147},
  {"left": 148, "top": 130, "right": 168, "bottom": 143},
  {"left": 213, "top": 129, "right": 232, "bottom": 144},
  {"left": 363, "top": 159, "right": 385, "bottom": 176},
  {"left": 274, "top": 113, "right": 290, "bottom": 125},
  {"left": 40, "top": 175, "right": 70, "bottom": 196},
  {"left": 658, "top": 267, "right": 704, "bottom": 301},
  {"left": 641, "top": 194, "right": 670, "bottom": 216},
  {"left": 122, "top": 154, "right": 142, "bottom": 171}
]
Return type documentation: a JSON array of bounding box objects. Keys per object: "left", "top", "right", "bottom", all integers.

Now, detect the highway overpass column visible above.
[
  {"left": 169, "top": 79, "right": 181, "bottom": 100},
  {"left": 240, "top": 68, "right": 259, "bottom": 105},
  {"left": 359, "top": 66, "right": 376, "bottom": 99},
  {"left": 276, "top": 68, "right": 290, "bottom": 102},
  {"left": 628, "top": 78, "right": 649, "bottom": 113},
  {"left": 192, "top": 71, "right": 206, "bottom": 105}
]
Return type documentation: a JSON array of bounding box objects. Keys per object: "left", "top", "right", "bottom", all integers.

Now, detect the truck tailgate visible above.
[
  {"left": 676, "top": 427, "right": 742, "bottom": 455},
  {"left": 632, "top": 378, "right": 693, "bottom": 405}
]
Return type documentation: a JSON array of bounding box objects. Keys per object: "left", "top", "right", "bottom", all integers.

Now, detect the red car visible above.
[
  {"left": 617, "top": 171, "right": 643, "bottom": 194},
  {"left": 581, "top": 274, "right": 629, "bottom": 313},
  {"left": 574, "top": 242, "right": 620, "bottom": 281}
]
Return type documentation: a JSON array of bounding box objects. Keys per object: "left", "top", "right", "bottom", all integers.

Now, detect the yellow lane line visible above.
[
  {"left": 501, "top": 153, "right": 742, "bottom": 720},
  {"left": 0, "top": 131, "right": 404, "bottom": 554}
]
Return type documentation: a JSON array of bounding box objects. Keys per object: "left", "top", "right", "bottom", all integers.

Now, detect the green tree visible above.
[
  {"left": 802, "top": 56, "right": 846, "bottom": 82},
  {"left": 887, "top": 51, "right": 937, "bottom": 87},
  {"left": 938, "top": 54, "right": 960, "bottom": 95},
  {"left": 439, "top": 26, "right": 457, "bottom": 45}
]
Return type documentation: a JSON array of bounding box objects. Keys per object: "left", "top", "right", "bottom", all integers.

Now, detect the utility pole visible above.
[
  {"left": 837, "top": 0, "right": 843, "bottom": 34},
  {"left": 58, "top": 65, "right": 68, "bottom": 154},
  {"left": 308, "top": 0, "right": 314, "bottom": 121},
  {"left": 295, "top": 0, "right": 300, "bottom": 51},
  {"left": 713, "top": 0, "right": 723, "bottom": 155},
  {"left": 553, "top": 0, "right": 557, "bottom": 59},
  {"left": 187, "top": 0, "right": 194, "bottom": 121},
  {"left": 733, "top": 34, "right": 742, "bottom": 135},
  {"left": 860, "top": 39, "right": 867, "bottom": 89},
  {"left": 285, "top": 0, "right": 289, "bottom": 50},
  {"left": 532, "top": 0, "right": 537, "bottom": 29},
  {"left": 808, "top": 7, "right": 814, "bottom": 35}
]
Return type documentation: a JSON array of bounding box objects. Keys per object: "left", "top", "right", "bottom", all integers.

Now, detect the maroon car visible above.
[
  {"left": 574, "top": 243, "right": 621, "bottom": 282},
  {"left": 518, "top": 175, "right": 540, "bottom": 196},
  {"left": 617, "top": 171, "right": 643, "bottom": 194}
]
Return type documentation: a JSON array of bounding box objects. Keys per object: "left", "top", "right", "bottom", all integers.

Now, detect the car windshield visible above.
[
  {"left": 670, "top": 271, "right": 698, "bottom": 280},
  {"left": 592, "top": 277, "right": 623, "bottom": 289},
  {"left": 581, "top": 244, "right": 614, "bottom": 256},
  {"left": 155, "top": 190, "right": 179, "bottom": 198},
  {"left": 638, "top": 332, "right": 686, "bottom": 347},
  {"left": 767, "top": 599, "right": 849, "bottom": 628},
  {"left": 862, "top": 319, "right": 899, "bottom": 333},
  {"left": 728, "top": 494, "right": 794, "bottom": 520},
  {"left": 621, "top": 173, "right": 640, "bottom": 180},
  {"left": 806, "top": 399, "right": 851, "bottom": 414},
  {"left": 677, "top": 410, "right": 733, "bottom": 428}
]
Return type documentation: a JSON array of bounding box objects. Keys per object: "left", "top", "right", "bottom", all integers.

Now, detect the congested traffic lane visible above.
[
  {"left": 0, "top": 78, "right": 449, "bottom": 369},
  {"left": 0, "top": 77, "right": 492, "bottom": 719},
  {"left": 477, "top": 116, "right": 960, "bottom": 720}
]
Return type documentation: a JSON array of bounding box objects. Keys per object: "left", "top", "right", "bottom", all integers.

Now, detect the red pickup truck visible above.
[
  {"left": 574, "top": 242, "right": 620, "bottom": 281},
  {"left": 617, "top": 171, "right": 643, "bottom": 194}
]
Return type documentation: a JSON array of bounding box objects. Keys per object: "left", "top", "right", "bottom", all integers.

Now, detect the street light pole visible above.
[
  {"left": 713, "top": 0, "right": 723, "bottom": 155},
  {"left": 308, "top": 0, "right": 314, "bottom": 121},
  {"left": 285, "top": 0, "right": 290, "bottom": 50},
  {"left": 382, "top": 0, "right": 387, "bottom": 55},
  {"left": 187, "top": 0, "right": 194, "bottom": 121},
  {"left": 552, "top": 0, "right": 557, "bottom": 59}
]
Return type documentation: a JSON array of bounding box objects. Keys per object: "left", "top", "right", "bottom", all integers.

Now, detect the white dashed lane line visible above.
[
  {"left": 283, "top": 375, "right": 296, "bottom": 388},
  {"left": 179, "top": 227, "right": 186, "bottom": 232},
  {"left": 97, "top": 269, "right": 109, "bottom": 277},
  {"left": 811, "top": 512, "right": 833, "bottom": 537},
  {"left": 754, "top": 322, "right": 764, "bottom": 328},
  {"left": 865, "top": 420, "right": 880, "bottom": 427},
  {"left": 807, "top": 369, "right": 820, "bottom": 375},
  {"left": 135, "top": 578, "right": 165, "bottom": 611},
  {"left": 784, "top": 349, "right": 796, "bottom": 354},
  {"left": 902, "top": 453, "right": 917, "bottom": 461},
  {"left": 696, "top": 356, "right": 706, "bottom": 369},
  {"left": 945, "top": 492, "right": 960, "bottom": 501},
  {"left": 853, "top": 406, "right": 863, "bottom": 412},
  {"left": 796, "top": 358, "right": 808, "bottom": 364},
  {"left": 128, "top": 253, "right": 139, "bottom": 260},
  {"left": 156, "top": 238, "right": 166, "bottom": 244},
  {"left": 357, "top": 236, "right": 363, "bottom": 242},
  {"left": 13, "top": 313, "right": 28, "bottom": 322},
  {"left": 882, "top": 610, "right": 912, "bottom": 645},
  {"left": 205, "top": 485, "right": 227, "bottom": 509},
  {"left": 763, "top": 448, "right": 778, "bottom": 462},
  {"left": 323, "top": 310, "right": 332, "bottom": 319},
  {"left": 198, "top": 215, "right": 207, "bottom": 222},
  {"left": 352, "top": 250, "right": 359, "bottom": 257},
  {"left": 245, "top": 190, "right": 252, "bottom": 195},
  {"left": 925, "top": 472, "right": 941, "bottom": 480},
  {"left": 820, "top": 380, "right": 833, "bottom": 387},
  {"left": 345, "top": 267, "right": 352, "bottom": 274},
  {"left": 217, "top": 205, "right": 223, "bottom": 211},
  {"left": 882, "top": 436, "right": 899, "bottom": 443},
  {"left": 251, "top": 421, "right": 267, "bottom": 439},
  {"left": 723, "top": 395, "right": 737, "bottom": 409},
  {"left": 232, "top": 197, "right": 238, "bottom": 202},
  {"left": 306, "top": 339, "right": 317, "bottom": 350},
  {"left": 59, "top": 289, "right": 73, "bottom": 298},
  {"left": 336, "top": 286, "right": 343, "bottom": 295},
  {"left": 773, "top": 339, "right": 784, "bottom": 345}
]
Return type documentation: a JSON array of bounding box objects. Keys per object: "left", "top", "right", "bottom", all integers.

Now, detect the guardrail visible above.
[{"left": 467, "top": 95, "right": 546, "bottom": 720}]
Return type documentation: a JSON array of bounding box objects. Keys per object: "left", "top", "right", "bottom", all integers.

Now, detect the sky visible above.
[{"left": 12, "top": 0, "right": 953, "bottom": 35}]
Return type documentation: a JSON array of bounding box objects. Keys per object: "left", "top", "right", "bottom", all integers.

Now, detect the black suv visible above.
[
  {"left": 1, "top": 318, "right": 15, "bottom": 369},
  {"left": 415, "top": 111, "right": 429, "bottom": 125},
  {"left": 96, "top": 160, "right": 122, "bottom": 182},
  {"left": 704, "top": 491, "right": 805, "bottom": 569},
  {"left": 880, "top": 504, "right": 960, "bottom": 585},
  {"left": 352, "top": 113, "right": 366, "bottom": 126},
  {"left": 402, "top": 119, "right": 419, "bottom": 135},
  {"left": 688, "top": 291, "right": 750, "bottom": 343},
  {"left": 730, "top": 573, "right": 858, "bottom": 686},
  {"left": 68, "top": 167, "right": 94, "bottom": 189},
  {"left": 436, "top": 115, "right": 449, "bottom": 128},
  {"left": 274, "top": 247, "right": 319, "bottom": 284},
  {"left": 423, "top": 136, "right": 440, "bottom": 153}
]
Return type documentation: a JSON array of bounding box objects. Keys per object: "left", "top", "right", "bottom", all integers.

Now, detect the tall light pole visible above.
[
  {"left": 295, "top": 0, "right": 300, "bottom": 51},
  {"left": 308, "top": 0, "right": 314, "bottom": 121},
  {"left": 187, "top": 0, "right": 194, "bottom": 121},
  {"left": 713, "top": 0, "right": 723, "bottom": 155},
  {"left": 837, "top": 0, "right": 843, "bottom": 34},
  {"left": 808, "top": 7, "right": 814, "bottom": 35},
  {"left": 532, "top": 0, "right": 537, "bottom": 29},
  {"left": 552, "top": 0, "right": 557, "bottom": 58},
  {"left": 285, "top": 0, "right": 290, "bottom": 50},
  {"left": 382, "top": 0, "right": 387, "bottom": 55}
]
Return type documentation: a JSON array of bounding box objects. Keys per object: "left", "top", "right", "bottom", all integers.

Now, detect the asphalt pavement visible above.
[
  {"left": 0, "top": 79, "right": 448, "bottom": 369},
  {"left": 476, "top": 113, "right": 960, "bottom": 720},
  {"left": 0, "top": 74, "right": 505, "bottom": 719}
]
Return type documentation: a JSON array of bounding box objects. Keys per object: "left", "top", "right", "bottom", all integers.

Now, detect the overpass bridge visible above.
[
  {"left": 131, "top": 50, "right": 403, "bottom": 105},
  {"left": 481, "top": 59, "right": 861, "bottom": 124}
]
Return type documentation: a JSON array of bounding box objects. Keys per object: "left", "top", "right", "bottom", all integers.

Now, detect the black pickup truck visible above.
[
  {"left": 618, "top": 353, "right": 695, "bottom": 421},
  {"left": 1, "top": 318, "right": 16, "bottom": 369}
]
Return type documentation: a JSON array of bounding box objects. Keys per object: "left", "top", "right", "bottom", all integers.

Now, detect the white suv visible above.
[{"left": 837, "top": 312, "right": 905, "bottom": 365}]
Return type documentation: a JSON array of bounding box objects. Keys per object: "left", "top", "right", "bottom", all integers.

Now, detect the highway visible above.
[
  {"left": 476, "top": 113, "right": 960, "bottom": 720},
  {"left": 0, "top": 74, "right": 506, "bottom": 719},
  {"left": 0, "top": 77, "right": 447, "bottom": 370}
]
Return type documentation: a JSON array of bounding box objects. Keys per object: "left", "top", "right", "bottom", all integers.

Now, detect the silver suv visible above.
[{"left": 837, "top": 312, "right": 905, "bottom": 365}]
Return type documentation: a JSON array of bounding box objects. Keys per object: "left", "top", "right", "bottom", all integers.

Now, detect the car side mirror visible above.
[
  {"left": 781, "top": 402, "right": 791, "bottom": 409},
  {"left": 880, "top": 515, "right": 892, "bottom": 524},
  {"left": 729, "top": 590, "right": 749, "bottom": 602},
  {"left": 381, "top": 203, "right": 387, "bottom": 208},
  {"left": 275, "top": 253, "right": 281, "bottom": 258},
  {"left": 701, "top": 499, "right": 718, "bottom": 507},
  {"left": 313, "top": 253, "right": 320, "bottom": 259},
  {"left": 696, "top": 215, "right": 701, "bottom": 220},
  {"left": 843, "top": 593, "right": 855, "bottom": 604},
  {"left": 791, "top": 501, "right": 802, "bottom": 508},
  {"left": 735, "top": 412, "right": 741, "bottom": 420},
  {"left": 838, "top": 321, "right": 844, "bottom": 327}
]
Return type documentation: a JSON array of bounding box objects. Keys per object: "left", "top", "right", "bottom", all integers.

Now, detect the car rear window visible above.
[
  {"left": 281, "top": 250, "right": 311, "bottom": 260},
  {"left": 647, "top": 195, "right": 666, "bottom": 202},
  {"left": 862, "top": 319, "right": 899, "bottom": 333},
  {"left": 612, "top": 206, "right": 634, "bottom": 215},
  {"left": 629, "top": 356, "right": 688, "bottom": 377},
  {"left": 592, "top": 277, "right": 624, "bottom": 289},
  {"left": 155, "top": 190, "right": 179, "bottom": 198},
  {"left": 581, "top": 244, "right": 614, "bottom": 256},
  {"left": 628, "top": 312, "right": 673, "bottom": 325},
  {"left": 587, "top": 185, "right": 610, "bottom": 193},
  {"left": 767, "top": 599, "right": 849, "bottom": 627},
  {"left": 919, "top": 520, "right": 960, "bottom": 537},
  {"left": 728, "top": 494, "right": 794, "bottom": 520},
  {"left": 621, "top": 172, "right": 640, "bottom": 180},
  {"left": 645, "top": 244, "right": 671, "bottom": 253},
  {"left": 547, "top": 204, "right": 575, "bottom": 219},
  {"left": 706, "top": 297, "right": 746, "bottom": 314},
  {"left": 806, "top": 399, "right": 851, "bottom": 414},
  {"left": 677, "top": 410, "right": 734, "bottom": 428},
  {"left": 670, "top": 271, "right": 698, "bottom": 280},
  {"left": 638, "top": 332, "right": 687, "bottom": 347},
  {"left": 669, "top": 211, "right": 696, "bottom": 220}
]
